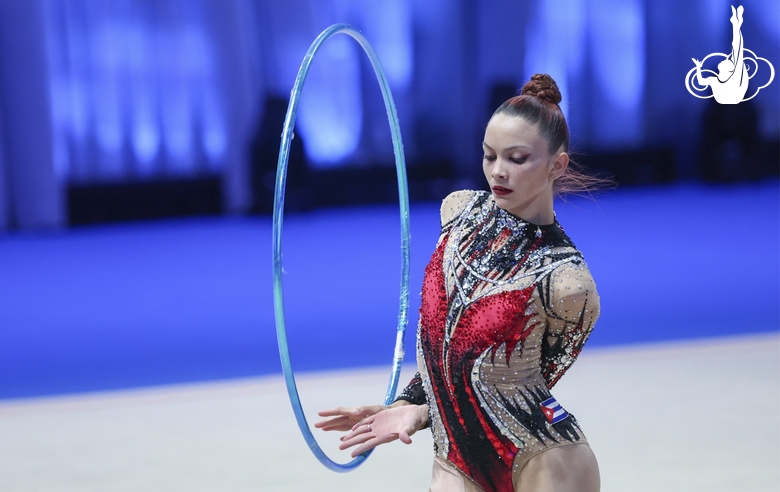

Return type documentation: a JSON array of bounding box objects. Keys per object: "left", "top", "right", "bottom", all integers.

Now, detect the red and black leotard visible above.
[{"left": 396, "top": 190, "right": 600, "bottom": 492}]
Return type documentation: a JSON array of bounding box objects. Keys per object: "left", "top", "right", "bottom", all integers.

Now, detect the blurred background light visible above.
[{"left": 43, "top": 0, "right": 226, "bottom": 182}]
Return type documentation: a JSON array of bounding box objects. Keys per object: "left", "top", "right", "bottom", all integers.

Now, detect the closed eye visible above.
[
  {"left": 483, "top": 155, "right": 496, "bottom": 161},
  {"left": 510, "top": 155, "right": 529, "bottom": 164}
]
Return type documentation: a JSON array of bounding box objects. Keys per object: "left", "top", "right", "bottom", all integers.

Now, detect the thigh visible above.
[
  {"left": 513, "top": 443, "right": 600, "bottom": 492},
  {"left": 429, "top": 457, "right": 485, "bottom": 492}
]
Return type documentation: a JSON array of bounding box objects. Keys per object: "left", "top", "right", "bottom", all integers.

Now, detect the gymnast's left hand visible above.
[{"left": 338, "top": 404, "right": 429, "bottom": 458}]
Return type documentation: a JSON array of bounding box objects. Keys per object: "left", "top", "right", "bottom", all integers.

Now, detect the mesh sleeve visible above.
[
  {"left": 540, "top": 260, "right": 601, "bottom": 388},
  {"left": 393, "top": 372, "right": 427, "bottom": 405}
]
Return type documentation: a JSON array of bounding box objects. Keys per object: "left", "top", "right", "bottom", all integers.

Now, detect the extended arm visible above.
[
  {"left": 337, "top": 403, "right": 429, "bottom": 457},
  {"left": 318, "top": 190, "right": 479, "bottom": 451},
  {"left": 692, "top": 58, "right": 710, "bottom": 87}
]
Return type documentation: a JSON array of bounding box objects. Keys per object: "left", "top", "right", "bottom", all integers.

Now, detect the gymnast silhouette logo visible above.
[{"left": 685, "top": 5, "right": 774, "bottom": 104}]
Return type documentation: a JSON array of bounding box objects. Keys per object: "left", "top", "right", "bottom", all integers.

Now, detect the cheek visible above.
[
  {"left": 512, "top": 164, "right": 545, "bottom": 189},
  {"left": 528, "top": 161, "right": 549, "bottom": 181},
  {"left": 510, "top": 167, "right": 530, "bottom": 185}
]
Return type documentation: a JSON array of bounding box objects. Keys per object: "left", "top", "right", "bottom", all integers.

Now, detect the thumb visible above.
[{"left": 399, "top": 429, "right": 413, "bottom": 445}]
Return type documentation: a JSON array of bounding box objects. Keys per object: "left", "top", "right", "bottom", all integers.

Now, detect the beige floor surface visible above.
[{"left": 0, "top": 333, "right": 778, "bottom": 492}]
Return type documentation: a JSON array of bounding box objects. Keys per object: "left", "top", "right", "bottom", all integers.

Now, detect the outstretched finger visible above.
[
  {"left": 351, "top": 415, "right": 377, "bottom": 432},
  {"left": 342, "top": 422, "right": 373, "bottom": 441},
  {"left": 350, "top": 434, "right": 397, "bottom": 457},
  {"left": 314, "top": 416, "right": 352, "bottom": 431},
  {"left": 339, "top": 431, "right": 375, "bottom": 450},
  {"left": 314, "top": 415, "right": 347, "bottom": 426},
  {"left": 317, "top": 406, "right": 357, "bottom": 417}
]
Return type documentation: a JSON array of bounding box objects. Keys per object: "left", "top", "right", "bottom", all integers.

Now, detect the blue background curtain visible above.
[{"left": 0, "top": 0, "right": 776, "bottom": 230}]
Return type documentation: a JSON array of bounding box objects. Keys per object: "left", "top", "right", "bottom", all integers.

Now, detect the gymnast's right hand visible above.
[{"left": 315, "top": 405, "right": 387, "bottom": 432}]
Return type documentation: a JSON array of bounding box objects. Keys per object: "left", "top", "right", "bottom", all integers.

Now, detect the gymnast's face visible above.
[{"left": 482, "top": 114, "right": 568, "bottom": 224}]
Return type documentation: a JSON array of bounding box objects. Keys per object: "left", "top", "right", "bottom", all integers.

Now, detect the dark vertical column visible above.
[
  {"left": 457, "top": 0, "right": 482, "bottom": 186},
  {"left": 0, "top": 0, "right": 64, "bottom": 229},
  {"left": 475, "top": 0, "right": 528, "bottom": 122},
  {"left": 411, "top": 0, "right": 482, "bottom": 188},
  {"left": 643, "top": 0, "right": 704, "bottom": 179}
]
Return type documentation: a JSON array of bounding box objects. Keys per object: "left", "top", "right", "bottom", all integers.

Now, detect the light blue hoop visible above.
[{"left": 272, "top": 24, "right": 411, "bottom": 472}]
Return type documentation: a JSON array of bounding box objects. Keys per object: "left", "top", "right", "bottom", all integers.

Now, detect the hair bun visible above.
[{"left": 520, "top": 74, "right": 562, "bottom": 105}]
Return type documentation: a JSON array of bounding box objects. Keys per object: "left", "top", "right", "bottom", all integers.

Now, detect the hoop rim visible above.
[{"left": 271, "top": 23, "right": 411, "bottom": 472}]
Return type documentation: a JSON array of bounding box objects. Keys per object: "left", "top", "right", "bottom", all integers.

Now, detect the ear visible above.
[{"left": 552, "top": 151, "right": 569, "bottom": 177}]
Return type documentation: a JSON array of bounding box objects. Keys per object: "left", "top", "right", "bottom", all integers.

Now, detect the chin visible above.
[{"left": 493, "top": 198, "right": 514, "bottom": 210}]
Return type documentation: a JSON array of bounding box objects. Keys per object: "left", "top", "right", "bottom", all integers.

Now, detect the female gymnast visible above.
[
  {"left": 692, "top": 5, "right": 748, "bottom": 104},
  {"left": 316, "top": 74, "right": 608, "bottom": 492}
]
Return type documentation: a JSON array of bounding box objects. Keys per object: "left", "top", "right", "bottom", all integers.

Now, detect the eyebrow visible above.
[{"left": 482, "top": 142, "right": 532, "bottom": 152}]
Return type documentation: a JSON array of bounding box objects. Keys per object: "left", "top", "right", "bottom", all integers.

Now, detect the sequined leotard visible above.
[{"left": 396, "top": 190, "right": 600, "bottom": 492}]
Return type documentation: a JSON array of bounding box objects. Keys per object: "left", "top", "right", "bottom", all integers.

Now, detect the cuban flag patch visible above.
[{"left": 539, "top": 396, "right": 569, "bottom": 424}]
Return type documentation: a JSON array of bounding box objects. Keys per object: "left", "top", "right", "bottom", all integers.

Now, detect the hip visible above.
[{"left": 429, "top": 440, "right": 596, "bottom": 492}]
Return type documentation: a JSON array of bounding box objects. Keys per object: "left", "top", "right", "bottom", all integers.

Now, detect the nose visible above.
[{"left": 491, "top": 159, "right": 508, "bottom": 180}]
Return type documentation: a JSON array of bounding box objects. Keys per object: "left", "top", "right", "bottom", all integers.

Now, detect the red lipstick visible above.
[{"left": 492, "top": 186, "right": 512, "bottom": 196}]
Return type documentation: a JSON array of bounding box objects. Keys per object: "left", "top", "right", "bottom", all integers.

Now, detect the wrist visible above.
[
  {"left": 389, "top": 399, "right": 411, "bottom": 408},
  {"left": 416, "top": 404, "right": 430, "bottom": 430}
]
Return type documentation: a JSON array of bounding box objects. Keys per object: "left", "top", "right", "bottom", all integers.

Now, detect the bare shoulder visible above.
[{"left": 440, "top": 190, "right": 483, "bottom": 226}]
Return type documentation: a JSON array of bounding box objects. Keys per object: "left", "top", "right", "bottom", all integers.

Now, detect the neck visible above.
[{"left": 504, "top": 199, "right": 555, "bottom": 226}]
